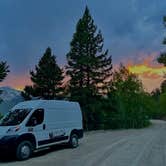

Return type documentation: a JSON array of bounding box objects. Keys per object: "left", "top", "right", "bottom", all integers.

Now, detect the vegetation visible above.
[
  {"left": 148, "top": 16, "right": 166, "bottom": 120},
  {"left": 22, "top": 47, "right": 64, "bottom": 100},
  {"left": 150, "top": 89, "right": 166, "bottom": 119},
  {"left": 66, "top": 6, "right": 112, "bottom": 129},
  {"left": 20, "top": 8, "right": 166, "bottom": 130},
  {"left": 157, "top": 16, "right": 166, "bottom": 66},
  {"left": 0, "top": 60, "right": 9, "bottom": 97},
  {"left": 105, "top": 65, "right": 150, "bottom": 129},
  {"left": 0, "top": 61, "right": 9, "bottom": 83},
  {"left": 66, "top": 6, "right": 112, "bottom": 105}
]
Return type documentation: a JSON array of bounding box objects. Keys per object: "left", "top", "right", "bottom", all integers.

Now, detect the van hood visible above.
[{"left": 0, "top": 126, "right": 13, "bottom": 138}]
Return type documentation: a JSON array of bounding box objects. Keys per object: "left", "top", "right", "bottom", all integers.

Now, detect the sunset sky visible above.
[{"left": 0, "top": 0, "right": 166, "bottom": 92}]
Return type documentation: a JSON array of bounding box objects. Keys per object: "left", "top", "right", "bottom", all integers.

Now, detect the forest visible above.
[{"left": 1, "top": 7, "right": 166, "bottom": 130}]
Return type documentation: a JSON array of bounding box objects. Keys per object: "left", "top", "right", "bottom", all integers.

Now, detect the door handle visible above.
[{"left": 43, "top": 124, "right": 46, "bottom": 130}]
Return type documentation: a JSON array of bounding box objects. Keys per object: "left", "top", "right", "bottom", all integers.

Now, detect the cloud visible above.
[
  {"left": 127, "top": 53, "right": 166, "bottom": 92},
  {"left": 0, "top": 72, "right": 32, "bottom": 90},
  {"left": 0, "top": 0, "right": 166, "bottom": 91}
]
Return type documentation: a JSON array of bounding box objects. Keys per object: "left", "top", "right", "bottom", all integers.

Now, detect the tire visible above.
[
  {"left": 16, "top": 141, "right": 33, "bottom": 160},
  {"left": 69, "top": 134, "right": 79, "bottom": 148}
]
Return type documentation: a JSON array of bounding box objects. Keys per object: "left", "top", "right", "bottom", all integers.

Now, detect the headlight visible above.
[{"left": 6, "top": 126, "right": 20, "bottom": 134}]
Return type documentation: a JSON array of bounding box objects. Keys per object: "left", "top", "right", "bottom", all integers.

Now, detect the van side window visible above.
[{"left": 26, "top": 109, "right": 44, "bottom": 126}]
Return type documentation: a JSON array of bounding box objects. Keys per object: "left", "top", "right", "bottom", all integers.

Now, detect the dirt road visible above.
[{"left": 1, "top": 120, "right": 166, "bottom": 166}]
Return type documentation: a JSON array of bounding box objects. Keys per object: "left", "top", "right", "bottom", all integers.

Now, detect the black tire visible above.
[
  {"left": 69, "top": 134, "right": 79, "bottom": 148},
  {"left": 16, "top": 141, "right": 33, "bottom": 160}
]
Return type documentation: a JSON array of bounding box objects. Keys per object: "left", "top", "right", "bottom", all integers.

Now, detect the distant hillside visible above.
[{"left": 0, "top": 87, "right": 24, "bottom": 115}]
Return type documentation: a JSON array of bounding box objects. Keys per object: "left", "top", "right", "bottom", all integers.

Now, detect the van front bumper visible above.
[{"left": 0, "top": 135, "right": 18, "bottom": 154}]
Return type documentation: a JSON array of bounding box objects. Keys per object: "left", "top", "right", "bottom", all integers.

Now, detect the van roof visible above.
[{"left": 12, "top": 100, "right": 79, "bottom": 110}]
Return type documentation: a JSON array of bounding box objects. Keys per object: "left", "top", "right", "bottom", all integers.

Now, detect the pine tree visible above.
[
  {"left": 23, "top": 47, "right": 64, "bottom": 99},
  {"left": 66, "top": 6, "right": 112, "bottom": 105},
  {"left": 157, "top": 16, "right": 166, "bottom": 92},
  {"left": 0, "top": 61, "right": 9, "bottom": 82},
  {"left": 157, "top": 16, "right": 166, "bottom": 65},
  {"left": 160, "top": 80, "right": 166, "bottom": 93}
]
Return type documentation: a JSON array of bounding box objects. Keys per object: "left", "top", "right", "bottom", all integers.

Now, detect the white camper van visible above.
[{"left": 0, "top": 100, "right": 83, "bottom": 160}]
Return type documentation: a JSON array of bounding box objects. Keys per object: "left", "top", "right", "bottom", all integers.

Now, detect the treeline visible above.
[
  {"left": 1, "top": 7, "right": 166, "bottom": 130},
  {"left": 0, "top": 61, "right": 9, "bottom": 119},
  {"left": 0, "top": 61, "right": 9, "bottom": 97}
]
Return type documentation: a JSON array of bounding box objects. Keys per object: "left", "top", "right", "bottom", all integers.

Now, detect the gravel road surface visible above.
[{"left": 1, "top": 120, "right": 166, "bottom": 166}]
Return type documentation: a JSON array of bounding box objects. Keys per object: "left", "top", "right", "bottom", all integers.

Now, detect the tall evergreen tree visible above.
[
  {"left": 157, "top": 16, "right": 166, "bottom": 65},
  {"left": 157, "top": 16, "right": 166, "bottom": 92},
  {"left": 66, "top": 6, "right": 112, "bottom": 105},
  {"left": 0, "top": 61, "right": 9, "bottom": 82},
  {"left": 23, "top": 47, "right": 64, "bottom": 99}
]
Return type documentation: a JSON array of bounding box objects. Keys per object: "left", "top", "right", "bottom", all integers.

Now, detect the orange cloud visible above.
[
  {"left": 0, "top": 52, "right": 165, "bottom": 93},
  {"left": 0, "top": 73, "right": 32, "bottom": 91},
  {"left": 127, "top": 53, "right": 166, "bottom": 92},
  {"left": 128, "top": 65, "right": 166, "bottom": 77}
]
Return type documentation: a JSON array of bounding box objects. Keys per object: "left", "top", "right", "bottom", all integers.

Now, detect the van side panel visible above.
[{"left": 37, "top": 102, "right": 83, "bottom": 147}]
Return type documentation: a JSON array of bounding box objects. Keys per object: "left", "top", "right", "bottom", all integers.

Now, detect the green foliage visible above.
[
  {"left": 106, "top": 65, "right": 150, "bottom": 129},
  {"left": 79, "top": 65, "right": 153, "bottom": 130},
  {"left": 150, "top": 85, "right": 166, "bottom": 120},
  {"left": 110, "top": 64, "right": 143, "bottom": 93},
  {"left": 21, "top": 86, "right": 35, "bottom": 100},
  {"left": 0, "top": 61, "right": 9, "bottom": 82},
  {"left": 160, "top": 80, "right": 166, "bottom": 93},
  {"left": 19, "top": 7, "right": 166, "bottom": 131},
  {"left": 152, "top": 16, "right": 166, "bottom": 119},
  {"left": 66, "top": 6, "right": 112, "bottom": 129},
  {"left": 157, "top": 16, "right": 166, "bottom": 66},
  {"left": 157, "top": 53, "right": 166, "bottom": 66},
  {"left": 159, "top": 93, "right": 166, "bottom": 110},
  {"left": 22, "top": 47, "right": 64, "bottom": 99},
  {"left": 151, "top": 88, "right": 161, "bottom": 101},
  {"left": 155, "top": 93, "right": 166, "bottom": 119},
  {"left": 66, "top": 6, "right": 112, "bottom": 106},
  {"left": 81, "top": 98, "right": 107, "bottom": 130}
]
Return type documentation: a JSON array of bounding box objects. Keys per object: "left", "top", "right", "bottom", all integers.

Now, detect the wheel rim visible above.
[
  {"left": 72, "top": 136, "right": 78, "bottom": 147},
  {"left": 20, "top": 145, "right": 30, "bottom": 159}
]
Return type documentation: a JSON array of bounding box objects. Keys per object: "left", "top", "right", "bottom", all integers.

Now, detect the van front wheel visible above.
[
  {"left": 16, "top": 141, "right": 33, "bottom": 160},
  {"left": 69, "top": 134, "right": 78, "bottom": 148}
]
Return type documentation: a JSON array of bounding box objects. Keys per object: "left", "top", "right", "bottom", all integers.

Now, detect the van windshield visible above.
[{"left": 0, "top": 109, "right": 31, "bottom": 126}]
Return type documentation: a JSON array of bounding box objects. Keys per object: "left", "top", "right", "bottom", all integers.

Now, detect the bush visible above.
[
  {"left": 81, "top": 98, "right": 106, "bottom": 130},
  {"left": 103, "top": 65, "right": 151, "bottom": 129},
  {"left": 150, "top": 92, "right": 166, "bottom": 119},
  {"left": 74, "top": 65, "right": 153, "bottom": 130},
  {"left": 104, "top": 92, "right": 150, "bottom": 129},
  {"left": 156, "top": 93, "right": 166, "bottom": 119}
]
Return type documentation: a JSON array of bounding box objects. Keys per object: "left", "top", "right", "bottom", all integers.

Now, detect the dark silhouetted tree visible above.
[
  {"left": 66, "top": 6, "right": 112, "bottom": 106},
  {"left": 160, "top": 80, "right": 166, "bottom": 93},
  {"left": 151, "top": 88, "right": 161, "bottom": 101},
  {"left": 66, "top": 6, "right": 112, "bottom": 130},
  {"left": 0, "top": 61, "right": 9, "bottom": 105},
  {"left": 0, "top": 61, "right": 9, "bottom": 82},
  {"left": 22, "top": 47, "right": 64, "bottom": 99},
  {"left": 157, "top": 16, "right": 166, "bottom": 65}
]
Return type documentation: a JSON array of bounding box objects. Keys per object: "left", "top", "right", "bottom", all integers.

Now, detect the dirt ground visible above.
[{"left": 1, "top": 120, "right": 166, "bottom": 166}]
